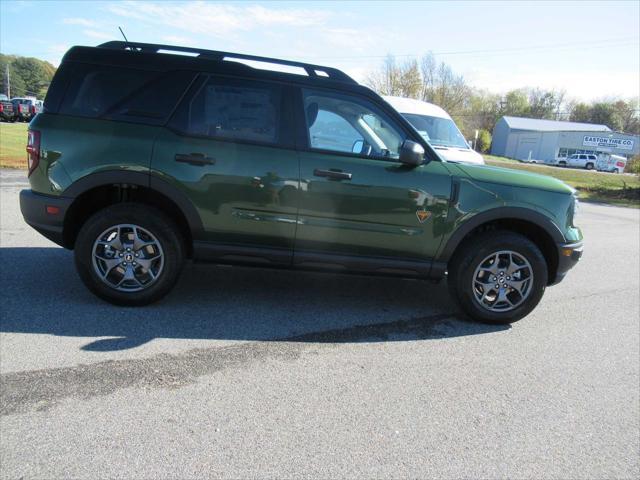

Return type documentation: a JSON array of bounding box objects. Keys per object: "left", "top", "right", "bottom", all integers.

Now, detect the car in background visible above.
[
  {"left": 384, "top": 96, "right": 485, "bottom": 165},
  {"left": 0, "top": 94, "right": 14, "bottom": 122},
  {"left": 557, "top": 153, "right": 597, "bottom": 170},
  {"left": 596, "top": 154, "right": 627, "bottom": 174},
  {"left": 10, "top": 97, "right": 41, "bottom": 122}
]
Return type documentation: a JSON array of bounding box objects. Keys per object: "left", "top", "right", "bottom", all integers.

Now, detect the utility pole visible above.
[{"left": 4, "top": 64, "right": 9, "bottom": 98}]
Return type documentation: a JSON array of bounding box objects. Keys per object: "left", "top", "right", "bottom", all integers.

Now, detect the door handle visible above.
[
  {"left": 313, "top": 169, "right": 352, "bottom": 180},
  {"left": 174, "top": 153, "right": 215, "bottom": 166}
]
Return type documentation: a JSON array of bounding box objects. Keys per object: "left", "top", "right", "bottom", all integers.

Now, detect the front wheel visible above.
[
  {"left": 448, "top": 231, "right": 548, "bottom": 324},
  {"left": 74, "top": 203, "right": 185, "bottom": 306}
]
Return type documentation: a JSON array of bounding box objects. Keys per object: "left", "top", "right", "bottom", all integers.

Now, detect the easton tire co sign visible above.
[{"left": 583, "top": 135, "right": 634, "bottom": 150}]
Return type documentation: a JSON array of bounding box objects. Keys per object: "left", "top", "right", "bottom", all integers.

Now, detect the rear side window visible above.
[
  {"left": 59, "top": 65, "right": 194, "bottom": 124},
  {"left": 170, "top": 76, "right": 281, "bottom": 144}
]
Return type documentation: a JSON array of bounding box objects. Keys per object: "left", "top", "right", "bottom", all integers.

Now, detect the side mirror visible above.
[{"left": 399, "top": 140, "right": 425, "bottom": 166}]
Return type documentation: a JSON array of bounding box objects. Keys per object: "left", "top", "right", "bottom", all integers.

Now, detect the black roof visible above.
[{"left": 61, "top": 41, "right": 359, "bottom": 89}]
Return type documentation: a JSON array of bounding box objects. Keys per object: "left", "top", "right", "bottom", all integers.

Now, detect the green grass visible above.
[
  {"left": 484, "top": 154, "right": 640, "bottom": 208},
  {"left": 0, "top": 122, "right": 28, "bottom": 169}
]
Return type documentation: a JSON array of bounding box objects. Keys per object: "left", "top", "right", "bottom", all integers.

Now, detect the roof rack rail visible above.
[{"left": 97, "top": 41, "right": 357, "bottom": 84}]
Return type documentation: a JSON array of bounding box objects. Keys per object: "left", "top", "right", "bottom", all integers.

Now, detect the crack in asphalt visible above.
[{"left": 1, "top": 312, "right": 472, "bottom": 416}]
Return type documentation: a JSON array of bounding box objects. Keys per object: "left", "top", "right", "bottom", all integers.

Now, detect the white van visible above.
[
  {"left": 596, "top": 154, "right": 627, "bottom": 174},
  {"left": 384, "top": 96, "right": 484, "bottom": 165}
]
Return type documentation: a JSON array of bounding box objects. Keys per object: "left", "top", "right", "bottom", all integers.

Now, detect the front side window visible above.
[
  {"left": 302, "top": 89, "right": 406, "bottom": 160},
  {"left": 401, "top": 113, "right": 468, "bottom": 149},
  {"left": 171, "top": 77, "right": 281, "bottom": 144}
]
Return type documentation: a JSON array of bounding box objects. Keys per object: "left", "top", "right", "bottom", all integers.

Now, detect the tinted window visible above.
[
  {"left": 60, "top": 65, "right": 156, "bottom": 118},
  {"left": 59, "top": 65, "right": 194, "bottom": 124},
  {"left": 303, "top": 89, "right": 406, "bottom": 160},
  {"left": 170, "top": 77, "right": 281, "bottom": 144},
  {"left": 107, "top": 71, "right": 195, "bottom": 124}
]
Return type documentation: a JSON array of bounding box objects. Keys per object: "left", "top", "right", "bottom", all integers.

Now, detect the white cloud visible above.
[
  {"left": 62, "top": 17, "right": 98, "bottom": 27},
  {"left": 105, "top": 1, "right": 332, "bottom": 37},
  {"left": 322, "top": 28, "right": 376, "bottom": 52},
  {"left": 162, "top": 35, "right": 192, "bottom": 45},
  {"left": 82, "top": 29, "right": 114, "bottom": 41},
  {"left": 465, "top": 66, "right": 640, "bottom": 101}
]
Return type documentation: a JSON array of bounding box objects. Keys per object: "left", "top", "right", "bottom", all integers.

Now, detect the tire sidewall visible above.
[
  {"left": 74, "top": 203, "right": 184, "bottom": 306},
  {"left": 451, "top": 233, "right": 548, "bottom": 324}
]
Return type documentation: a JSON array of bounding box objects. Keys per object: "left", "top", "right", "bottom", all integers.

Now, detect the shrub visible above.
[
  {"left": 476, "top": 129, "right": 492, "bottom": 153},
  {"left": 626, "top": 155, "right": 640, "bottom": 175}
]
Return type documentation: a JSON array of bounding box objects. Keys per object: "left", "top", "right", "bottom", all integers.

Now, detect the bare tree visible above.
[
  {"left": 418, "top": 53, "right": 468, "bottom": 114},
  {"left": 528, "top": 88, "right": 566, "bottom": 119},
  {"left": 365, "top": 55, "right": 421, "bottom": 98}
]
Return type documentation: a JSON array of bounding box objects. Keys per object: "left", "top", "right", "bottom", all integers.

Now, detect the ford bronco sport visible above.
[{"left": 20, "top": 41, "right": 583, "bottom": 324}]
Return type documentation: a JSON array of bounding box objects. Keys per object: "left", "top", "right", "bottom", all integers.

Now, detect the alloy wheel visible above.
[
  {"left": 92, "top": 224, "right": 164, "bottom": 292},
  {"left": 472, "top": 250, "right": 534, "bottom": 312}
]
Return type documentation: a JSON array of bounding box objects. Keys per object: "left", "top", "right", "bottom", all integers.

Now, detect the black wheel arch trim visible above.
[
  {"left": 62, "top": 170, "right": 204, "bottom": 238},
  {"left": 436, "top": 207, "right": 566, "bottom": 263}
]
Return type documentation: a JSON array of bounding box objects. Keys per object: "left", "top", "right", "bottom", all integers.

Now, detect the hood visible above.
[
  {"left": 451, "top": 162, "right": 575, "bottom": 195},
  {"left": 433, "top": 146, "right": 485, "bottom": 165}
]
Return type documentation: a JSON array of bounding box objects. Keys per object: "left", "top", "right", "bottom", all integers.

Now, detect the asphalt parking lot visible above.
[{"left": 1, "top": 168, "right": 638, "bottom": 478}]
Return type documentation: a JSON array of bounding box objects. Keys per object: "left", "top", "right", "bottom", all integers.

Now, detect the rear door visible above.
[
  {"left": 292, "top": 87, "right": 452, "bottom": 274},
  {"left": 577, "top": 154, "right": 588, "bottom": 167},
  {"left": 151, "top": 75, "right": 300, "bottom": 265},
  {"left": 568, "top": 154, "right": 580, "bottom": 167}
]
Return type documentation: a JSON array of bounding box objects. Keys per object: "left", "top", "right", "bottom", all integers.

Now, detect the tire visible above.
[
  {"left": 558, "top": 161, "right": 567, "bottom": 167},
  {"left": 585, "top": 163, "right": 594, "bottom": 170},
  {"left": 74, "top": 203, "right": 185, "bottom": 306},
  {"left": 448, "top": 230, "right": 548, "bottom": 324}
]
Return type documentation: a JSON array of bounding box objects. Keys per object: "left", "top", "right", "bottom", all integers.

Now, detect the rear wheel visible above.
[
  {"left": 448, "top": 231, "right": 548, "bottom": 324},
  {"left": 74, "top": 203, "right": 185, "bottom": 306},
  {"left": 585, "top": 163, "right": 594, "bottom": 170}
]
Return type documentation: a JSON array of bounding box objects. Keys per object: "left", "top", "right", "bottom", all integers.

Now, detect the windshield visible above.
[{"left": 402, "top": 113, "right": 469, "bottom": 149}]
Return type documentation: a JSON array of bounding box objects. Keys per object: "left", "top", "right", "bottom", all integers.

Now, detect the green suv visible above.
[{"left": 20, "top": 41, "right": 583, "bottom": 324}]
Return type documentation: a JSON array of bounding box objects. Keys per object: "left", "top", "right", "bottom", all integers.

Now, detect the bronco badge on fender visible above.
[{"left": 416, "top": 209, "right": 431, "bottom": 223}]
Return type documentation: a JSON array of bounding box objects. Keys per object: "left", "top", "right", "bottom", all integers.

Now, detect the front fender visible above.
[{"left": 436, "top": 206, "right": 566, "bottom": 264}]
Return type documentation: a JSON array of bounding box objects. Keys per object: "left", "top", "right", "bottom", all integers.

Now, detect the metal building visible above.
[{"left": 491, "top": 116, "right": 639, "bottom": 163}]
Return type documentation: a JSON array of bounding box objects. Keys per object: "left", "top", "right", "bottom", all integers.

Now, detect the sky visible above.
[{"left": 1, "top": 0, "right": 639, "bottom": 102}]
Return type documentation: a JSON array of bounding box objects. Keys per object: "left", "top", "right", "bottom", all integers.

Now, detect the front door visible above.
[
  {"left": 293, "top": 88, "right": 452, "bottom": 273},
  {"left": 152, "top": 76, "right": 299, "bottom": 265}
]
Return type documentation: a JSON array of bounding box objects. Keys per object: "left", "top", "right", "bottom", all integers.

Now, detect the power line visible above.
[{"left": 287, "top": 37, "right": 639, "bottom": 61}]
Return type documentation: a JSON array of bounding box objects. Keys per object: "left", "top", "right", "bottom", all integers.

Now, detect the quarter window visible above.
[
  {"left": 302, "top": 89, "right": 406, "bottom": 160},
  {"left": 58, "top": 65, "right": 194, "bottom": 124},
  {"left": 171, "top": 77, "right": 281, "bottom": 144}
]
